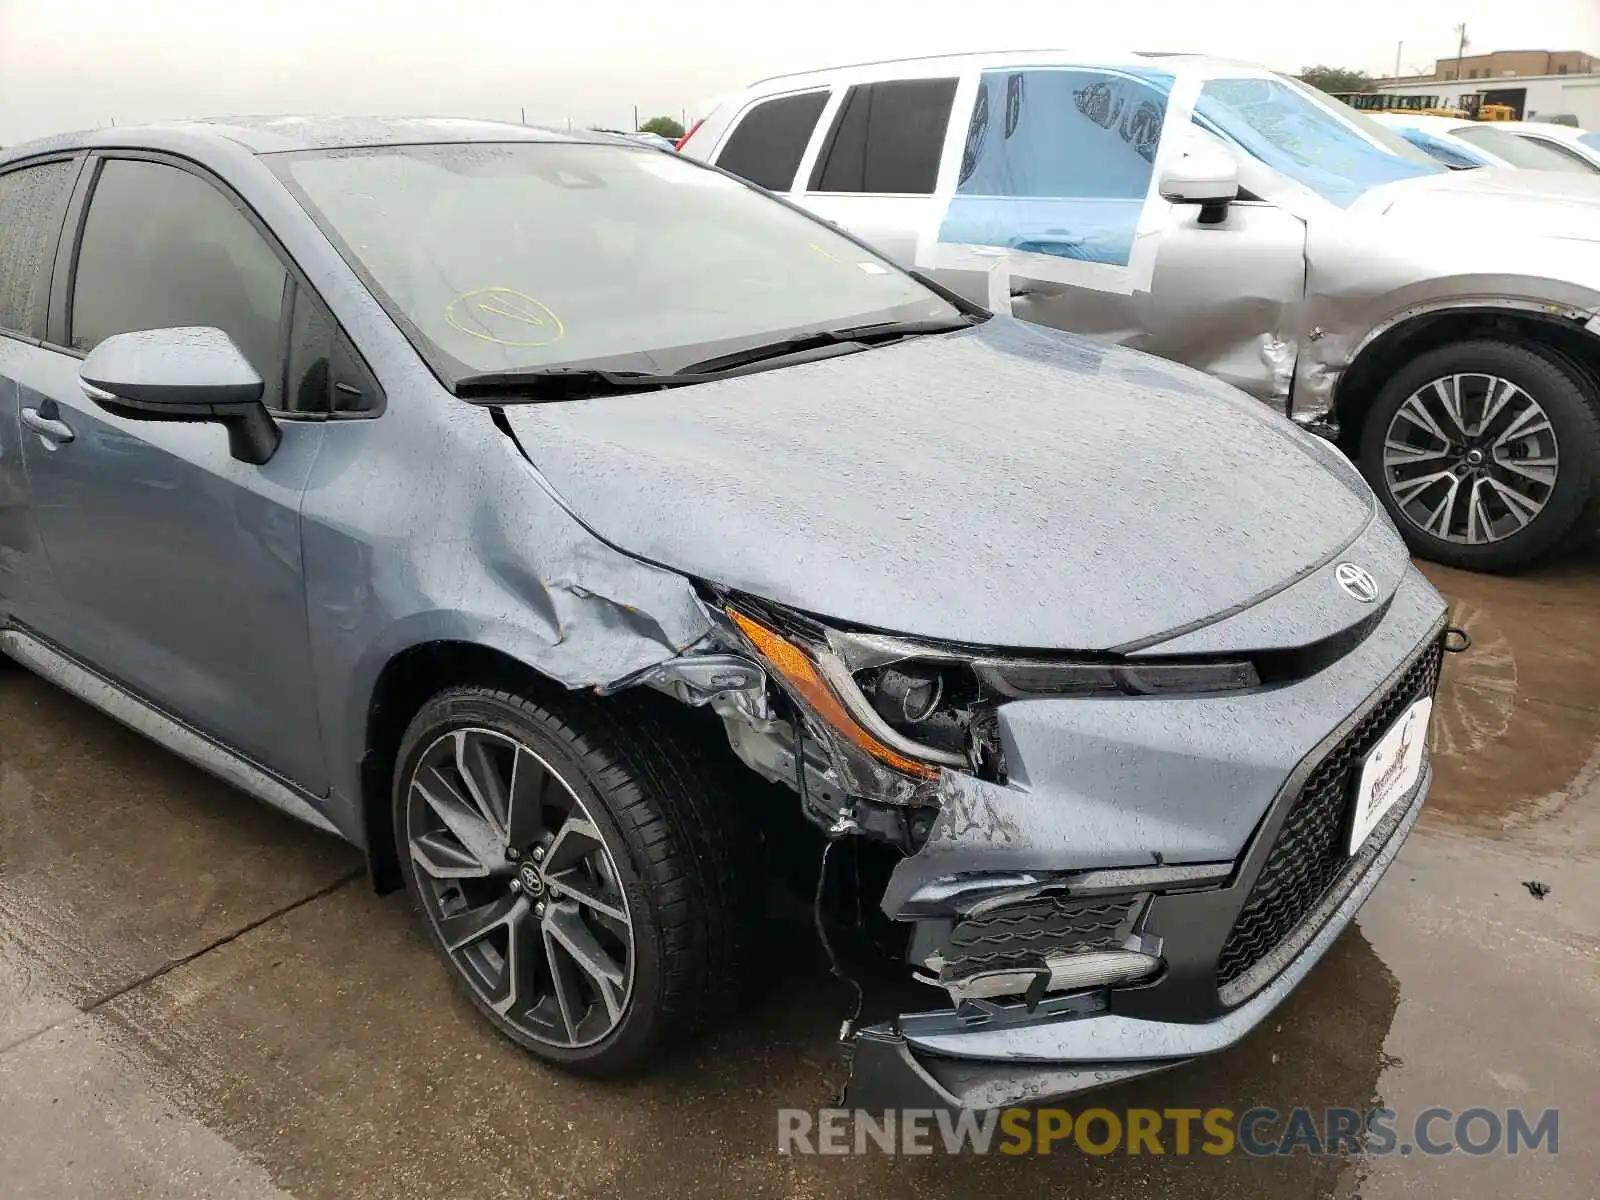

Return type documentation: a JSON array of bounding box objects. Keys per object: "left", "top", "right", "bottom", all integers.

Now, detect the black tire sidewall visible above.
[
  {"left": 392, "top": 688, "right": 669, "bottom": 1072},
  {"left": 1359, "top": 340, "right": 1599, "bottom": 572}
]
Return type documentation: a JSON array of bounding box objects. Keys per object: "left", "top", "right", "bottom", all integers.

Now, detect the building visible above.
[
  {"left": 1373, "top": 49, "right": 1600, "bottom": 126},
  {"left": 1433, "top": 49, "right": 1597, "bottom": 82},
  {"left": 1371, "top": 74, "right": 1600, "bottom": 125}
]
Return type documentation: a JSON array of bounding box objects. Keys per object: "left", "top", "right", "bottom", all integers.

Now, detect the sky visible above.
[{"left": 2, "top": 0, "right": 1598, "bottom": 145}]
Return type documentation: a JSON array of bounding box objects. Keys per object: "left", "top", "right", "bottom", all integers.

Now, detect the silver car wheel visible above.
[
  {"left": 1382, "top": 372, "right": 1559, "bottom": 545},
  {"left": 405, "top": 727, "right": 635, "bottom": 1049}
]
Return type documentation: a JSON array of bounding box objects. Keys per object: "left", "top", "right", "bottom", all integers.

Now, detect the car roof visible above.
[
  {"left": 0, "top": 115, "right": 615, "bottom": 167},
  {"left": 735, "top": 49, "right": 1271, "bottom": 93},
  {"left": 1369, "top": 112, "right": 1472, "bottom": 133},
  {"left": 1496, "top": 120, "right": 1591, "bottom": 141}
]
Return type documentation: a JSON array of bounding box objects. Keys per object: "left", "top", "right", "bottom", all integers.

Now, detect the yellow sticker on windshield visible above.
[{"left": 446, "top": 288, "right": 566, "bottom": 347}]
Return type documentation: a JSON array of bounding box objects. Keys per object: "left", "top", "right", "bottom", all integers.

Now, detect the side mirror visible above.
[
  {"left": 1158, "top": 142, "right": 1240, "bottom": 226},
  {"left": 79, "top": 327, "right": 281, "bottom": 465}
]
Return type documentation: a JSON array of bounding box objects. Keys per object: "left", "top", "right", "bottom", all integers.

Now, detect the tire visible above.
[
  {"left": 1359, "top": 339, "right": 1600, "bottom": 572},
  {"left": 393, "top": 685, "right": 758, "bottom": 1075}
]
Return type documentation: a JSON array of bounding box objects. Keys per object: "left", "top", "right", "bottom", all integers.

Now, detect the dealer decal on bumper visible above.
[{"left": 1350, "top": 697, "right": 1432, "bottom": 853}]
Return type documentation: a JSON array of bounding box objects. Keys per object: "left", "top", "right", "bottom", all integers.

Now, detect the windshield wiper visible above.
[
  {"left": 671, "top": 316, "right": 977, "bottom": 376},
  {"left": 452, "top": 316, "right": 978, "bottom": 402},
  {"left": 452, "top": 367, "right": 699, "bottom": 401}
]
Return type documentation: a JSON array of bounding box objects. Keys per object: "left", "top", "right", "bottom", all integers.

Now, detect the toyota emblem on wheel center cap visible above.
[
  {"left": 1335, "top": 562, "right": 1379, "bottom": 603},
  {"left": 517, "top": 864, "right": 545, "bottom": 896}
]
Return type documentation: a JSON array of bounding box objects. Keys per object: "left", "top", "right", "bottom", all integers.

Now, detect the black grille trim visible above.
[
  {"left": 941, "top": 895, "right": 1142, "bottom": 982},
  {"left": 1215, "top": 635, "right": 1445, "bottom": 994}
]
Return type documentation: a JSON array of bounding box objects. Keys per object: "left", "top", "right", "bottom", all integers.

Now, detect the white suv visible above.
[{"left": 682, "top": 52, "right": 1600, "bottom": 572}]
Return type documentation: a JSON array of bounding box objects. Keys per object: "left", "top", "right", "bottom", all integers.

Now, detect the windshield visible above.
[
  {"left": 1452, "top": 125, "right": 1600, "bottom": 173},
  {"left": 1583, "top": 132, "right": 1600, "bottom": 152},
  {"left": 1194, "top": 75, "right": 1444, "bottom": 206},
  {"left": 270, "top": 142, "right": 958, "bottom": 379}
]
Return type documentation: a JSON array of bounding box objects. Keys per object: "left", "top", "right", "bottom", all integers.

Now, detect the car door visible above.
[
  {"left": 927, "top": 65, "right": 1309, "bottom": 404},
  {"left": 16, "top": 153, "right": 333, "bottom": 792},
  {"left": 0, "top": 155, "right": 81, "bottom": 633}
]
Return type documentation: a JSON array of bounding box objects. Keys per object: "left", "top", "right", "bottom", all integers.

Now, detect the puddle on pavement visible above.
[{"left": 1420, "top": 554, "right": 1600, "bottom": 844}]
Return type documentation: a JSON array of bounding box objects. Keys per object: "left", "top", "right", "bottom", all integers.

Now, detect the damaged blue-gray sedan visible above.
[{"left": 0, "top": 118, "right": 1452, "bottom": 1109}]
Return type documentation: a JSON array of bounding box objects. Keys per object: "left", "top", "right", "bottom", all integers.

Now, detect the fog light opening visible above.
[{"left": 941, "top": 949, "right": 1163, "bottom": 1006}]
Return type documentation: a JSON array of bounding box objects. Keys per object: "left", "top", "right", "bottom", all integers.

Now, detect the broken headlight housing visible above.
[{"left": 723, "top": 600, "right": 1260, "bottom": 805}]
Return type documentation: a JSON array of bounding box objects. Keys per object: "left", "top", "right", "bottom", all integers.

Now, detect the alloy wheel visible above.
[
  {"left": 1382, "top": 372, "right": 1559, "bottom": 545},
  {"left": 405, "top": 728, "right": 635, "bottom": 1049}
]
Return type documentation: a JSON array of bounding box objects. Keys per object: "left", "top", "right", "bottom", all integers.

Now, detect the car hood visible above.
[
  {"left": 1357, "top": 166, "right": 1600, "bottom": 245},
  {"left": 500, "top": 318, "right": 1383, "bottom": 651}
]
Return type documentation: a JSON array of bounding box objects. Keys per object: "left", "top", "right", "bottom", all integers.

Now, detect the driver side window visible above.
[
  {"left": 71, "top": 159, "right": 288, "bottom": 410},
  {"left": 939, "top": 68, "right": 1172, "bottom": 267}
]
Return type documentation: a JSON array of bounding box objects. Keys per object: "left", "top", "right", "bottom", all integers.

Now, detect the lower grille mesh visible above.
[{"left": 1216, "top": 637, "right": 1444, "bottom": 990}]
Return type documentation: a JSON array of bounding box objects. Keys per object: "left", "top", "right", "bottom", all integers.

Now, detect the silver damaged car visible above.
[
  {"left": 684, "top": 52, "right": 1600, "bottom": 572},
  {"left": 0, "top": 118, "right": 1449, "bottom": 1109}
]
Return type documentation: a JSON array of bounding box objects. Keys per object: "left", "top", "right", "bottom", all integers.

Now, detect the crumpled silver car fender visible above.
[{"left": 1292, "top": 178, "right": 1600, "bottom": 421}]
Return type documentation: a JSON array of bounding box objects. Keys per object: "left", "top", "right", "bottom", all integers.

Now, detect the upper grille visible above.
[
  {"left": 941, "top": 895, "right": 1141, "bottom": 982},
  {"left": 1216, "top": 636, "right": 1444, "bottom": 992}
]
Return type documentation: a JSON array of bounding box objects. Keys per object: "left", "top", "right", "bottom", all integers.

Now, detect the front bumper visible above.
[
  {"left": 845, "top": 766, "right": 1428, "bottom": 1110},
  {"left": 843, "top": 566, "right": 1448, "bottom": 1110}
]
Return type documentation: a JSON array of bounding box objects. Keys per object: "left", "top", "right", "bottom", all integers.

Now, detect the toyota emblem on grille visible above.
[{"left": 1335, "top": 562, "right": 1379, "bottom": 603}]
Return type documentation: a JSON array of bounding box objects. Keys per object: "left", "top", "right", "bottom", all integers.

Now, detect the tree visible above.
[
  {"left": 638, "top": 115, "right": 685, "bottom": 140},
  {"left": 1297, "top": 65, "right": 1378, "bottom": 95}
]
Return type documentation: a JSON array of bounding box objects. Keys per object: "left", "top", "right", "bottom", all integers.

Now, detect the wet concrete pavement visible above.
[{"left": 1, "top": 556, "right": 1596, "bottom": 1199}]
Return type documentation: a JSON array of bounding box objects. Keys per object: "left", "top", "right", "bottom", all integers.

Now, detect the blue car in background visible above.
[{"left": 1369, "top": 112, "right": 1600, "bottom": 174}]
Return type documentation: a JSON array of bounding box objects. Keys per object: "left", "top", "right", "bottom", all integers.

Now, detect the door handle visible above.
[
  {"left": 22, "top": 406, "right": 76, "bottom": 445},
  {"left": 1012, "top": 237, "right": 1087, "bottom": 257}
]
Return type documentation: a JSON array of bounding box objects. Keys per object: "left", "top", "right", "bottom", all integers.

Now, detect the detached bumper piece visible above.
[{"left": 844, "top": 778, "right": 1428, "bottom": 1110}]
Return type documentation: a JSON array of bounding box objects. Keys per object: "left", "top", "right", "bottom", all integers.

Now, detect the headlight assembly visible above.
[
  {"left": 723, "top": 600, "right": 1263, "bottom": 802},
  {"left": 725, "top": 606, "right": 946, "bottom": 780}
]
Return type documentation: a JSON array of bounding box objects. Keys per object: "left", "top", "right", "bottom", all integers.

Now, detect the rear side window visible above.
[
  {"left": 715, "top": 91, "right": 828, "bottom": 191},
  {"left": 810, "top": 78, "right": 958, "bottom": 194},
  {"left": 0, "top": 160, "right": 76, "bottom": 336},
  {"left": 71, "top": 159, "right": 289, "bottom": 409},
  {"left": 1540, "top": 140, "right": 1600, "bottom": 170},
  {"left": 1454, "top": 124, "right": 1597, "bottom": 173},
  {"left": 1502, "top": 134, "right": 1600, "bottom": 173}
]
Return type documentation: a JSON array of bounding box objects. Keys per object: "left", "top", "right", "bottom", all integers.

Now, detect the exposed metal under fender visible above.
[
  {"left": 604, "top": 652, "right": 766, "bottom": 713},
  {"left": 0, "top": 629, "right": 340, "bottom": 836},
  {"left": 607, "top": 646, "right": 858, "bottom": 818}
]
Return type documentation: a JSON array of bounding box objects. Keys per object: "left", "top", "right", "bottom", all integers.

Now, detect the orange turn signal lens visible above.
[{"left": 726, "top": 607, "right": 938, "bottom": 780}]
